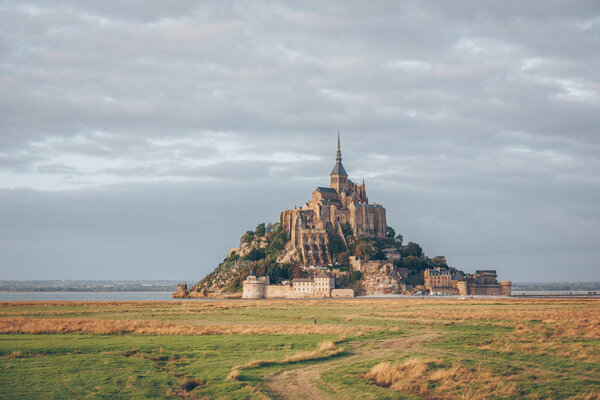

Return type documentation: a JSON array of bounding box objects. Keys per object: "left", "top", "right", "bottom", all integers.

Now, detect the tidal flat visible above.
[{"left": 0, "top": 299, "right": 598, "bottom": 399}]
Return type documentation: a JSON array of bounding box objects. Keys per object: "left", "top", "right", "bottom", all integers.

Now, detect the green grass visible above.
[
  {"left": 0, "top": 299, "right": 598, "bottom": 399},
  {"left": 0, "top": 333, "right": 335, "bottom": 399}
]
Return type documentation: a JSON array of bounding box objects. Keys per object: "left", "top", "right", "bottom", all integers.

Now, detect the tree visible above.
[
  {"left": 241, "top": 231, "right": 255, "bottom": 244},
  {"left": 397, "top": 255, "right": 428, "bottom": 271},
  {"left": 395, "top": 234, "right": 403, "bottom": 247},
  {"left": 244, "top": 248, "right": 266, "bottom": 261},
  {"left": 255, "top": 223, "right": 266, "bottom": 237},
  {"left": 386, "top": 226, "right": 396, "bottom": 238},
  {"left": 402, "top": 241, "right": 423, "bottom": 258},
  {"left": 354, "top": 240, "right": 376, "bottom": 259},
  {"left": 328, "top": 233, "right": 347, "bottom": 257},
  {"left": 431, "top": 256, "right": 448, "bottom": 268},
  {"left": 341, "top": 222, "right": 353, "bottom": 238}
]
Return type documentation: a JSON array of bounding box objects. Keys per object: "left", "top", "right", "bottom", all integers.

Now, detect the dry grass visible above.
[
  {"left": 364, "top": 358, "right": 520, "bottom": 399},
  {"left": 572, "top": 392, "right": 600, "bottom": 400},
  {"left": 474, "top": 309, "right": 600, "bottom": 362},
  {"left": 227, "top": 340, "right": 344, "bottom": 381},
  {"left": 0, "top": 317, "right": 363, "bottom": 336}
]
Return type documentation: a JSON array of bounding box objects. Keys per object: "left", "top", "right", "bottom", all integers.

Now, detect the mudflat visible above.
[{"left": 0, "top": 299, "right": 598, "bottom": 399}]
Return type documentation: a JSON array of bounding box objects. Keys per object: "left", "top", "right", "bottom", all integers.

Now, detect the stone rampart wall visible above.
[
  {"left": 468, "top": 284, "right": 502, "bottom": 295},
  {"left": 265, "top": 285, "right": 294, "bottom": 298}
]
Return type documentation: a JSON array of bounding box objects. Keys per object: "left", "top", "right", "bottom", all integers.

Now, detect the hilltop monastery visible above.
[
  {"left": 217, "top": 135, "right": 510, "bottom": 299},
  {"left": 243, "top": 135, "right": 378, "bottom": 298},
  {"left": 280, "top": 135, "right": 387, "bottom": 267}
]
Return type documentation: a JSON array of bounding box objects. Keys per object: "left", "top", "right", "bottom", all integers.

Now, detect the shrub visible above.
[{"left": 244, "top": 248, "right": 266, "bottom": 262}]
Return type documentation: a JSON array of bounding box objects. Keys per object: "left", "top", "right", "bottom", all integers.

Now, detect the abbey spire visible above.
[
  {"left": 330, "top": 131, "right": 348, "bottom": 192},
  {"left": 336, "top": 131, "right": 342, "bottom": 163}
]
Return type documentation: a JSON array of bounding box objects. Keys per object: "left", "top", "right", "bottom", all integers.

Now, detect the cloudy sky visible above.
[{"left": 1, "top": 1, "right": 599, "bottom": 282}]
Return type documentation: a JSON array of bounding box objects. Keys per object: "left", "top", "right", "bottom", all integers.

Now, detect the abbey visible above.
[{"left": 280, "top": 135, "right": 387, "bottom": 266}]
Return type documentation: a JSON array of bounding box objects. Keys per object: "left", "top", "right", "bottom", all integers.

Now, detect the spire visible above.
[
  {"left": 330, "top": 129, "right": 347, "bottom": 178},
  {"left": 336, "top": 128, "right": 342, "bottom": 163}
]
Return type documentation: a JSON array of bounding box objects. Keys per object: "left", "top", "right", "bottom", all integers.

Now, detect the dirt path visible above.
[{"left": 266, "top": 331, "right": 436, "bottom": 400}]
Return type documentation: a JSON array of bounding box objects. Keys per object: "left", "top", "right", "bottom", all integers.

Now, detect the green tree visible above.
[
  {"left": 402, "top": 241, "right": 423, "bottom": 258},
  {"left": 328, "top": 233, "right": 347, "bottom": 257},
  {"left": 354, "top": 240, "right": 376, "bottom": 259},
  {"left": 395, "top": 234, "right": 403, "bottom": 246},
  {"left": 255, "top": 223, "right": 266, "bottom": 237},
  {"left": 372, "top": 248, "right": 386, "bottom": 260},
  {"left": 242, "top": 230, "right": 255, "bottom": 244},
  {"left": 244, "top": 248, "right": 266, "bottom": 261},
  {"left": 396, "top": 255, "right": 428, "bottom": 270},
  {"left": 431, "top": 256, "right": 448, "bottom": 268},
  {"left": 386, "top": 226, "right": 396, "bottom": 238},
  {"left": 341, "top": 222, "right": 353, "bottom": 238}
]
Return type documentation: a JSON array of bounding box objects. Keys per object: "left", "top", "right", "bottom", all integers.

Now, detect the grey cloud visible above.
[{"left": 0, "top": 1, "right": 599, "bottom": 281}]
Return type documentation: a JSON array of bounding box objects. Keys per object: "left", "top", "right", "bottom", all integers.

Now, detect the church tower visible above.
[{"left": 330, "top": 132, "right": 348, "bottom": 193}]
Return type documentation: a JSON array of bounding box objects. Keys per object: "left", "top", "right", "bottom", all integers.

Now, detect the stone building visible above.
[
  {"left": 242, "top": 271, "right": 341, "bottom": 298},
  {"left": 424, "top": 267, "right": 452, "bottom": 291},
  {"left": 455, "top": 270, "right": 512, "bottom": 296},
  {"left": 280, "top": 135, "right": 387, "bottom": 266},
  {"left": 293, "top": 273, "right": 335, "bottom": 297}
]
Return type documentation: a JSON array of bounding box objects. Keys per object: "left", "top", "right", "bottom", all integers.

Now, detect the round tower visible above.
[
  {"left": 500, "top": 281, "right": 512, "bottom": 296},
  {"left": 242, "top": 271, "right": 266, "bottom": 299}
]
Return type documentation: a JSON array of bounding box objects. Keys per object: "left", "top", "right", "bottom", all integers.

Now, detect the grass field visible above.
[{"left": 0, "top": 299, "right": 598, "bottom": 399}]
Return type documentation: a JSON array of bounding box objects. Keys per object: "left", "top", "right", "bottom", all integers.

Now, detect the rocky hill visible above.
[
  {"left": 179, "top": 221, "right": 458, "bottom": 298},
  {"left": 186, "top": 223, "right": 297, "bottom": 297}
]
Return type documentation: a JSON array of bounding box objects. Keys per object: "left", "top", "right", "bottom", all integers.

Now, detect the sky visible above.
[{"left": 1, "top": 1, "right": 599, "bottom": 282}]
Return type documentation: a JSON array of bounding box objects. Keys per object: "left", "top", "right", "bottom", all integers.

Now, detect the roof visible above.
[
  {"left": 316, "top": 187, "right": 337, "bottom": 194},
  {"left": 428, "top": 268, "right": 451, "bottom": 276},
  {"left": 330, "top": 161, "right": 348, "bottom": 176}
]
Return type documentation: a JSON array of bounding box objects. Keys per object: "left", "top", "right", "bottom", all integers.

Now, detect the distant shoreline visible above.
[
  {"left": 2, "top": 290, "right": 600, "bottom": 302},
  {"left": 2, "top": 280, "right": 599, "bottom": 292}
]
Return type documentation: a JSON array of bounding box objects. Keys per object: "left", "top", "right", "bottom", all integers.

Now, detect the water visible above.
[
  {"left": 511, "top": 290, "right": 598, "bottom": 295},
  {"left": 1, "top": 290, "right": 597, "bottom": 302},
  {"left": 0, "top": 291, "right": 182, "bottom": 301}
]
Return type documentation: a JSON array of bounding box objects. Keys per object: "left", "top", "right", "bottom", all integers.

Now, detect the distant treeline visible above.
[
  {"left": 0, "top": 280, "right": 182, "bottom": 292},
  {"left": 512, "top": 282, "right": 600, "bottom": 291}
]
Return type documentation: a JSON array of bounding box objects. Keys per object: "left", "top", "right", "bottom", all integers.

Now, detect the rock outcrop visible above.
[{"left": 359, "top": 261, "right": 405, "bottom": 294}]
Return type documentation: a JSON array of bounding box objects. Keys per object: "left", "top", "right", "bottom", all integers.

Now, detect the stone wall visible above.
[
  {"left": 265, "top": 285, "right": 294, "bottom": 298},
  {"left": 350, "top": 257, "right": 390, "bottom": 273},
  {"left": 468, "top": 284, "right": 502, "bottom": 295},
  {"left": 299, "top": 232, "right": 331, "bottom": 266},
  {"left": 348, "top": 203, "right": 387, "bottom": 238}
]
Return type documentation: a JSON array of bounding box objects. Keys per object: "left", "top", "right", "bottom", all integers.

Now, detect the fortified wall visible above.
[
  {"left": 425, "top": 268, "right": 512, "bottom": 296},
  {"left": 242, "top": 271, "right": 353, "bottom": 299}
]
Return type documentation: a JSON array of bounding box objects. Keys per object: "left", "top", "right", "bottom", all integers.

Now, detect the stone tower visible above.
[{"left": 330, "top": 133, "right": 348, "bottom": 193}]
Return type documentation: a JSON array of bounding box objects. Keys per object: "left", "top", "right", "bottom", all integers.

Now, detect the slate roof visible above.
[
  {"left": 330, "top": 161, "right": 348, "bottom": 176},
  {"left": 316, "top": 187, "right": 337, "bottom": 194}
]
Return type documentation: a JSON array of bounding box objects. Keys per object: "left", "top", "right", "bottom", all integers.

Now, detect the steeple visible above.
[
  {"left": 336, "top": 130, "right": 342, "bottom": 163},
  {"left": 330, "top": 130, "right": 348, "bottom": 192}
]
